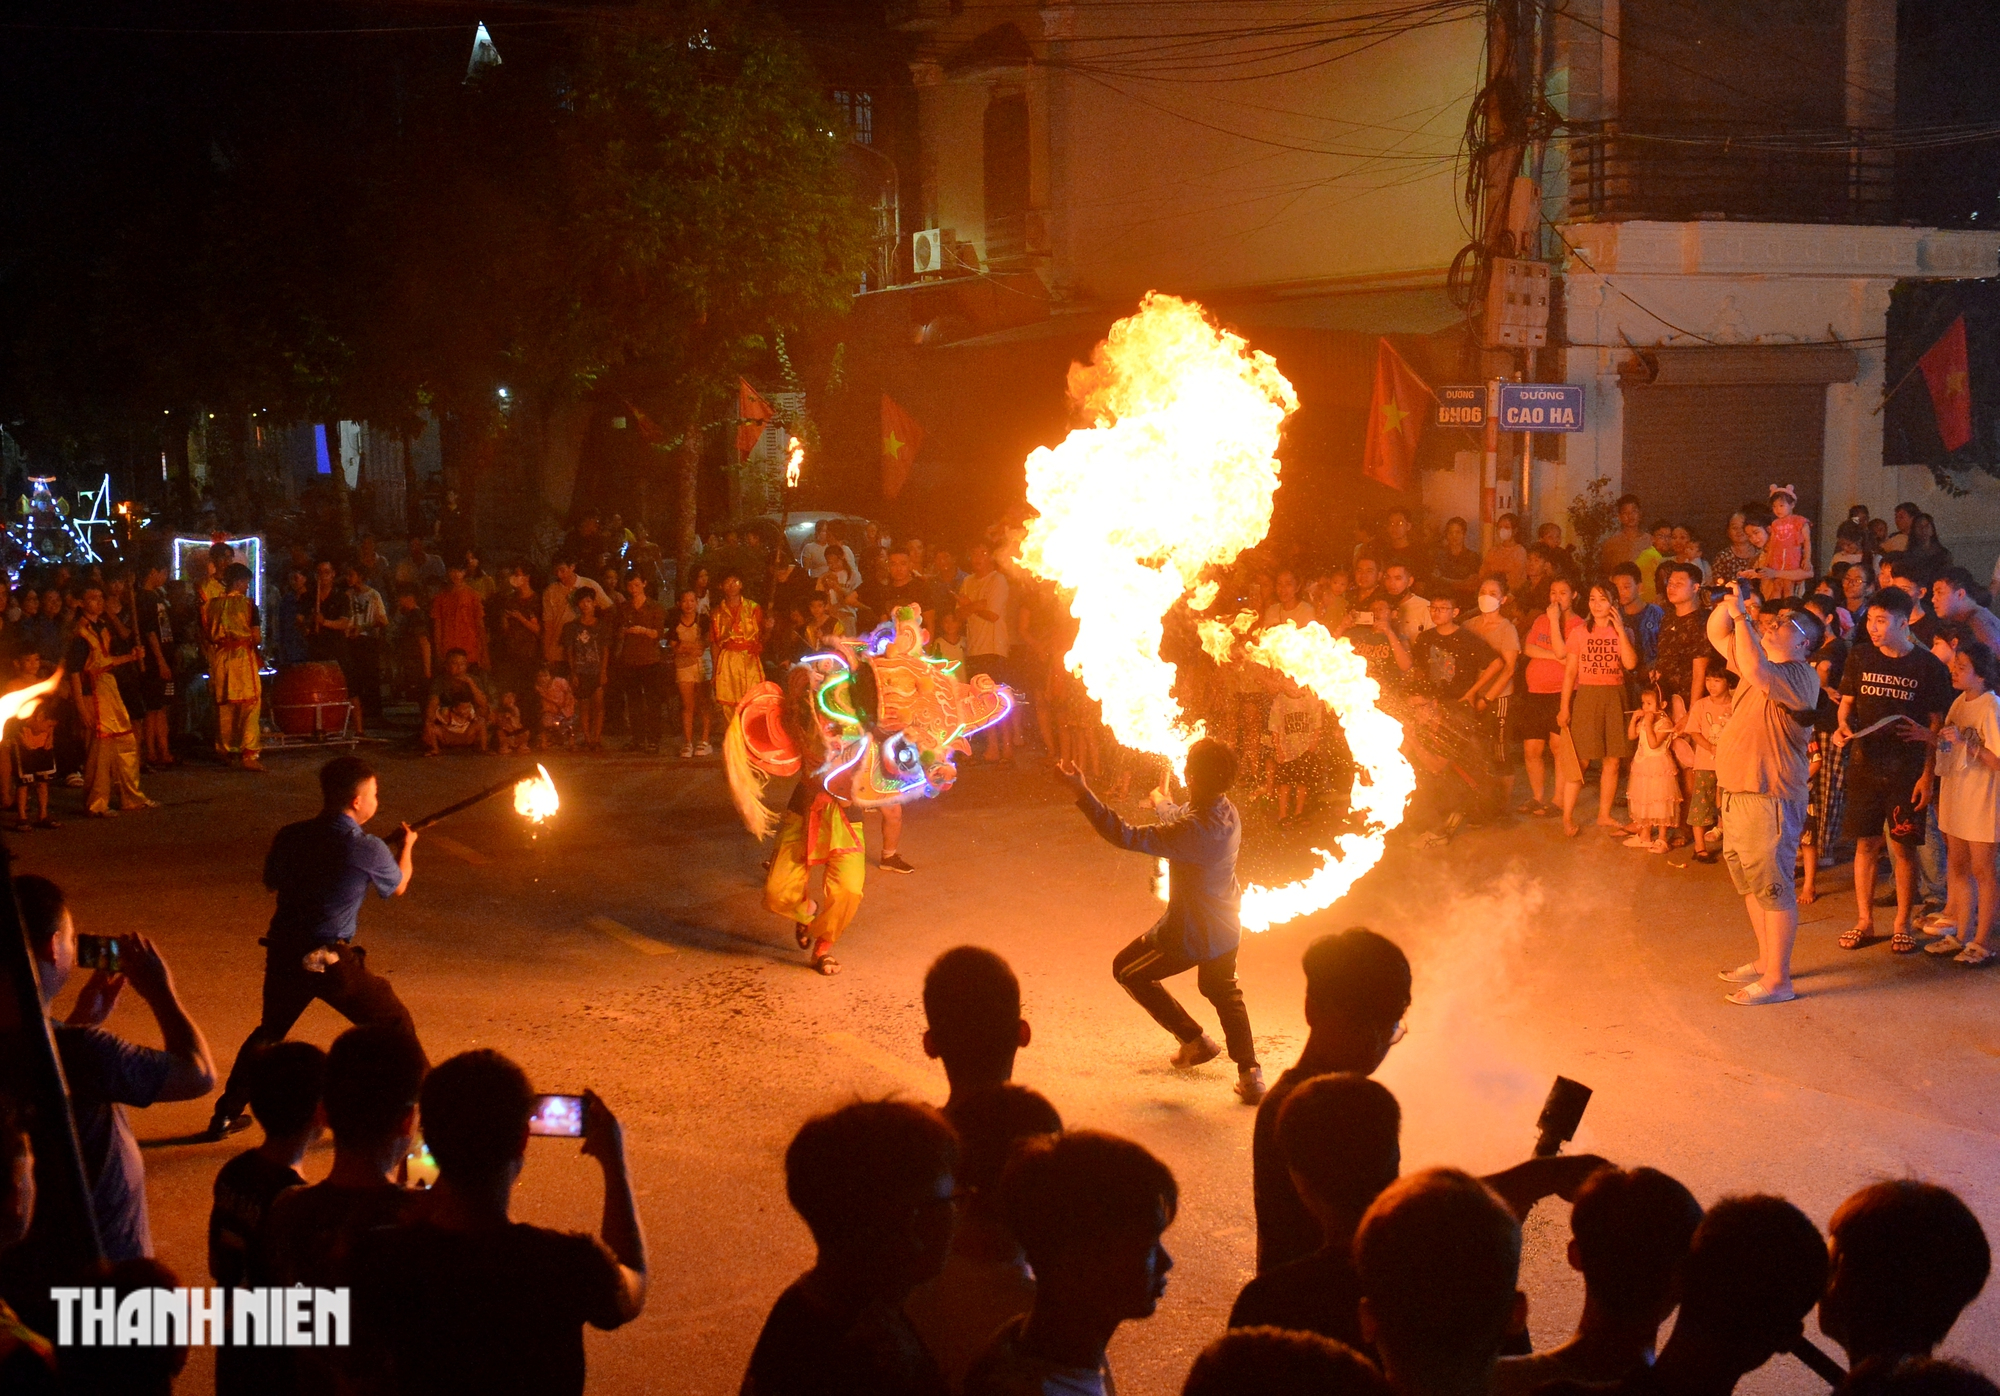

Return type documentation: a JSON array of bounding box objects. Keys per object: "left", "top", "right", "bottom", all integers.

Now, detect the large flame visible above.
[
  {"left": 0, "top": 672, "right": 61, "bottom": 727},
  {"left": 1021, "top": 293, "right": 1410, "bottom": 931},
  {"left": 785, "top": 435, "right": 804, "bottom": 489},
  {"left": 514, "top": 764, "right": 560, "bottom": 823}
]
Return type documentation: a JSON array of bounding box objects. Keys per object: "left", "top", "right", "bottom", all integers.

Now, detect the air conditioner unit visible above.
[{"left": 912, "top": 227, "right": 951, "bottom": 276}]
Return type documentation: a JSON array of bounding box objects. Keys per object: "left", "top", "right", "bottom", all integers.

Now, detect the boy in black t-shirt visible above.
[
  {"left": 209, "top": 1040, "right": 325, "bottom": 1396},
  {"left": 1836, "top": 587, "right": 1953, "bottom": 952},
  {"left": 1405, "top": 595, "right": 1500, "bottom": 703}
]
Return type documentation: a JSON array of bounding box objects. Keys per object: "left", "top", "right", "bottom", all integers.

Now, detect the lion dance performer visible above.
[{"left": 724, "top": 606, "right": 1010, "bottom": 975}]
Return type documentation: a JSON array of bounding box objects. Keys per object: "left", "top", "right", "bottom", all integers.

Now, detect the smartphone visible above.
[
  {"left": 1736, "top": 576, "right": 1759, "bottom": 605},
  {"left": 75, "top": 934, "right": 123, "bottom": 975},
  {"left": 528, "top": 1093, "right": 586, "bottom": 1138}
]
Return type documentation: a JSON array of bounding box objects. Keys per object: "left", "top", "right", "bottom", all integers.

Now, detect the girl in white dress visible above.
[
  {"left": 1907, "top": 640, "right": 2000, "bottom": 965},
  {"left": 1624, "top": 686, "right": 1682, "bottom": 853}
]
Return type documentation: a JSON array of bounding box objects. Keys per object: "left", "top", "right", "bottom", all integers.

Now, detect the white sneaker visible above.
[
  {"left": 695, "top": 741, "right": 714, "bottom": 757},
  {"left": 681, "top": 743, "right": 694, "bottom": 758},
  {"left": 1622, "top": 833, "right": 1650, "bottom": 848}
]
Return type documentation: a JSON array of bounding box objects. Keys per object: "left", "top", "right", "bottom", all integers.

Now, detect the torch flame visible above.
[
  {"left": 785, "top": 435, "right": 804, "bottom": 489},
  {"left": 514, "top": 764, "right": 560, "bottom": 823},
  {"left": 0, "top": 671, "right": 62, "bottom": 727},
  {"left": 1020, "top": 294, "right": 1410, "bottom": 931}
]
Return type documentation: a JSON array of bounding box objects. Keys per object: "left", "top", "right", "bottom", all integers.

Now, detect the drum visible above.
[{"left": 271, "top": 662, "right": 351, "bottom": 736}]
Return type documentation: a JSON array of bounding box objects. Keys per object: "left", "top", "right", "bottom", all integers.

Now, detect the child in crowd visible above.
[
  {"left": 1762, "top": 484, "right": 1813, "bottom": 600},
  {"left": 929, "top": 609, "right": 968, "bottom": 679},
  {"left": 564, "top": 592, "right": 609, "bottom": 751},
  {"left": 208, "top": 1040, "right": 325, "bottom": 1396},
  {"left": 1624, "top": 685, "right": 1681, "bottom": 853},
  {"left": 671, "top": 587, "right": 713, "bottom": 759},
  {"left": 6, "top": 654, "right": 58, "bottom": 831},
  {"left": 494, "top": 692, "right": 530, "bottom": 754},
  {"left": 533, "top": 665, "right": 576, "bottom": 751},
  {"left": 1679, "top": 669, "right": 1734, "bottom": 864},
  {"left": 1266, "top": 677, "right": 1324, "bottom": 825}
]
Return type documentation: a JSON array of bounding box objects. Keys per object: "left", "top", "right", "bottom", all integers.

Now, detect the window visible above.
[
  {"left": 833, "top": 90, "right": 873, "bottom": 146},
  {"left": 983, "top": 90, "right": 1030, "bottom": 266}
]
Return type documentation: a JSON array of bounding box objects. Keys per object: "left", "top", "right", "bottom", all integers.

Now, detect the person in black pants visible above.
[
  {"left": 1059, "top": 736, "right": 1263, "bottom": 1105},
  {"left": 207, "top": 755, "right": 424, "bottom": 1138}
]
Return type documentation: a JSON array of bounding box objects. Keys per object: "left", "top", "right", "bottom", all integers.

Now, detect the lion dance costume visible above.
[{"left": 724, "top": 607, "right": 1011, "bottom": 973}]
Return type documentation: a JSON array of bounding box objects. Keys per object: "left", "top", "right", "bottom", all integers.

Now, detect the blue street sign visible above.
[
  {"left": 1436, "top": 385, "right": 1486, "bottom": 428},
  {"left": 1498, "top": 383, "right": 1584, "bottom": 432}
]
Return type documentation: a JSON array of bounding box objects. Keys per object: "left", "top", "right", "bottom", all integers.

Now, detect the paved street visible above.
[{"left": 24, "top": 743, "right": 2000, "bottom": 1395}]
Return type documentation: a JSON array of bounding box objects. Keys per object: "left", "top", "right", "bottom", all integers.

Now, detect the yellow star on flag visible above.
[
  {"left": 1380, "top": 398, "right": 1408, "bottom": 434},
  {"left": 883, "top": 429, "right": 904, "bottom": 460},
  {"left": 1945, "top": 370, "right": 1969, "bottom": 400}
]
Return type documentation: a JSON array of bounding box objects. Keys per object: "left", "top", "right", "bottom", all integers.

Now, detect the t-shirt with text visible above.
[{"left": 1840, "top": 640, "right": 1953, "bottom": 775}]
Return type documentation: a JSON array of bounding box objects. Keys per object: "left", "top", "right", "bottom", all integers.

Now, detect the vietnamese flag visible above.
[
  {"left": 1919, "top": 315, "right": 1973, "bottom": 452},
  {"left": 1359, "top": 339, "right": 1435, "bottom": 492},
  {"left": 882, "top": 394, "right": 924, "bottom": 500},
  {"left": 737, "top": 378, "right": 775, "bottom": 458}
]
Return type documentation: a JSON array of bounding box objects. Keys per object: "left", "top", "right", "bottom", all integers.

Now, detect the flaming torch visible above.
[
  {"left": 409, "top": 764, "right": 561, "bottom": 832},
  {"left": 785, "top": 435, "right": 804, "bottom": 490},
  {"left": 1019, "top": 293, "right": 1412, "bottom": 931},
  {"left": 0, "top": 671, "right": 63, "bottom": 728}
]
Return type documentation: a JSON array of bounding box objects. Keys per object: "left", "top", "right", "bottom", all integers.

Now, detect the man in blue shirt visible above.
[
  {"left": 208, "top": 756, "right": 422, "bottom": 1138},
  {"left": 1061, "top": 737, "right": 1263, "bottom": 1104}
]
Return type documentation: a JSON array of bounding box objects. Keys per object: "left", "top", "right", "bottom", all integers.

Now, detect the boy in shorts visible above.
[
  {"left": 561, "top": 592, "right": 608, "bottom": 750},
  {"left": 7, "top": 653, "right": 59, "bottom": 830}
]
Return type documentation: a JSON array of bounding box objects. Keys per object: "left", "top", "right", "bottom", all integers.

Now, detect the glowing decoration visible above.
[
  {"left": 513, "top": 764, "right": 560, "bottom": 823},
  {"left": 724, "top": 607, "right": 1011, "bottom": 838},
  {"left": 785, "top": 435, "right": 804, "bottom": 489},
  {"left": 170, "top": 535, "right": 266, "bottom": 614},
  {"left": 1018, "top": 293, "right": 1412, "bottom": 931},
  {"left": 9, "top": 476, "right": 102, "bottom": 569}
]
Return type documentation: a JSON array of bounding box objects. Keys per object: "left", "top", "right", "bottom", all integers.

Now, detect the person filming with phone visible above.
[
  {"left": 351, "top": 1050, "right": 647, "bottom": 1396},
  {"left": 13, "top": 874, "right": 216, "bottom": 1266},
  {"left": 209, "top": 755, "right": 423, "bottom": 1140}
]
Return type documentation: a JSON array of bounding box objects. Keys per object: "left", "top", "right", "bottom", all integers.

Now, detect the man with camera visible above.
[
  {"left": 208, "top": 755, "right": 422, "bottom": 1140},
  {"left": 1707, "top": 586, "right": 1823, "bottom": 1006},
  {"left": 17, "top": 875, "right": 216, "bottom": 1262}
]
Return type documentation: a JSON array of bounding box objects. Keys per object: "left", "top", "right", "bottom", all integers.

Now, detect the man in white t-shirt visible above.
[
  {"left": 960, "top": 543, "right": 1013, "bottom": 761},
  {"left": 1381, "top": 563, "right": 1432, "bottom": 644},
  {"left": 1261, "top": 570, "right": 1317, "bottom": 629}
]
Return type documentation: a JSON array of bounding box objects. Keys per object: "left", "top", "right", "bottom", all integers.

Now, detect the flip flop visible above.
[
  {"left": 1726, "top": 982, "right": 1797, "bottom": 1006},
  {"left": 1891, "top": 929, "right": 1921, "bottom": 954},
  {"left": 1838, "top": 925, "right": 1873, "bottom": 950}
]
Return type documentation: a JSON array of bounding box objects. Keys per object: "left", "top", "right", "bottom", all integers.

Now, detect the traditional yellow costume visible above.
[
  {"left": 79, "top": 619, "right": 146, "bottom": 813},
  {"left": 207, "top": 591, "right": 263, "bottom": 758},
  {"left": 711, "top": 598, "right": 764, "bottom": 706}
]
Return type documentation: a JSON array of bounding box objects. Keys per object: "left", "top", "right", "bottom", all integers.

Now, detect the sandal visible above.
[
  {"left": 1925, "top": 933, "right": 1967, "bottom": 956},
  {"left": 1953, "top": 942, "right": 1994, "bottom": 966},
  {"left": 792, "top": 900, "right": 819, "bottom": 950},
  {"left": 810, "top": 939, "right": 841, "bottom": 976},
  {"left": 1839, "top": 925, "right": 1873, "bottom": 950},
  {"left": 1890, "top": 928, "right": 1920, "bottom": 954},
  {"left": 1514, "top": 799, "right": 1543, "bottom": 816}
]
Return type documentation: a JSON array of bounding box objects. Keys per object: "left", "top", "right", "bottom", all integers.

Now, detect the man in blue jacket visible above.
[{"left": 1060, "top": 736, "right": 1263, "bottom": 1104}]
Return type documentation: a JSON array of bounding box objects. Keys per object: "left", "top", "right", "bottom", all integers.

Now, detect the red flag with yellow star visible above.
[
  {"left": 737, "top": 378, "right": 775, "bottom": 459},
  {"left": 1919, "top": 315, "right": 1973, "bottom": 452},
  {"left": 882, "top": 393, "right": 923, "bottom": 500},
  {"left": 1360, "top": 339, "right": 1435, "bottom": 492}
]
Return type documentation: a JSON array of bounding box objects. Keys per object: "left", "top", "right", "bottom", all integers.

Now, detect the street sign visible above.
[
  {"left": 1435, "top": 385, "right": 1486, "bottom": 428},
  {"left": 1498, "top": 383, "right": 1584, "bottom": 432}
]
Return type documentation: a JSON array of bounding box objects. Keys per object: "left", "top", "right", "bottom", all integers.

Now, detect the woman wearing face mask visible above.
[
  {"left": 1479, "top": 513, "right": 1528, "bottom": 595},
  {"left": 1463, "top": 575, "right": 1522, "bottom": 756}
]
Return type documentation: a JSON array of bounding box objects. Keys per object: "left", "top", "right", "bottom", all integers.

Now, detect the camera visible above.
[{"left": 75, "top": 933, "right": 124, "bottom": 975}]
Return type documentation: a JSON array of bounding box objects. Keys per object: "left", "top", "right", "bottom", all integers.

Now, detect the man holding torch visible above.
[
  {"left": 1059, "top": 736, "right": 1264, "bottom": 1104},
  {"left": 208, "top": 756, "right": 423, "bottom": 1139}
]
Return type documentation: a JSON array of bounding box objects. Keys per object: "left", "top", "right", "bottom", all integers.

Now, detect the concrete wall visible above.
[
  {"left": 907, "top": 2, "right": 1481, "bottom": 302},
  {"left": 1548, "top": 221, "right": 2000, "bottom": 566}
]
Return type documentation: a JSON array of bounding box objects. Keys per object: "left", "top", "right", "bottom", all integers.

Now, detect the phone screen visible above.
[
  {"left": 528, "top": 1094, "right": 585, "bottom": 1138},
  {"left": 76, "top": 934, "right": 122, "bottom": 974}
]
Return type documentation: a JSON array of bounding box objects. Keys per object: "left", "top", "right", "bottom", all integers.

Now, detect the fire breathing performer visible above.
[
  {"left": 724, "top": 606, "right": 1010, "bottom": 976},
  {"left": 206, "top": 561, "right": 265, "bottom": 771},
  {"left": 207, "top": 755, "right": 422, "bottom": 1138},
  {"left": 1059, "top": 736, "right": 1265, "bottom": 1105}
]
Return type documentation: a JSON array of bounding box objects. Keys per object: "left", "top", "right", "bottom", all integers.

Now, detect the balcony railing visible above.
[{"left": 1565, "top": 120, "right": 1896, "bottom": 225}]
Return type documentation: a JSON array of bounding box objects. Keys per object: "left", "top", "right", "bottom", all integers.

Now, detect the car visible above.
[{"left": 729, "top": 511, "right": 876, "bottom": 564}]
